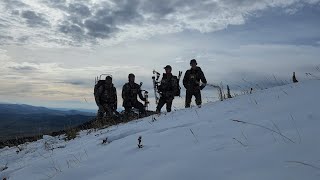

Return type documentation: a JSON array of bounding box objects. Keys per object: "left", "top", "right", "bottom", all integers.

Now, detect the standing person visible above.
[
  {"left": 122, "top": 73, "right": 147, "bottom": 116},
  {"left": 156, "top": 65, "right": 179, "bottom": 113},
  {"left": 95, "top": 76, "right": 117, "bottom": 118},
  {"left": 183, "top": 59, "right": 207, "bottom": 108}
]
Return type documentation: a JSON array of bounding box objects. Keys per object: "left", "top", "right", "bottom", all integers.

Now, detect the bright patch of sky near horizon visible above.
[{"left": 0, "top": 0, "right": 319, "bottom": 110}]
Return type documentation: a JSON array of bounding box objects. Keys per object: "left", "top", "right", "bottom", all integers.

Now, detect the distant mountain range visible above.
[{"left": 0, "top": 103, "right": 95, "bottom": 141}]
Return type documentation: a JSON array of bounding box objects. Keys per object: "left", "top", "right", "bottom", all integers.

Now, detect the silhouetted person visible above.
[
  {"left": 183, "top": 59, "right": 207, "bottom": 108},
  {"left": 156, "top": 65, "right": 179, "bottom": 113},
  {"left": 95, "top": 76, "right": 117, "bottom": 118},
  {"left": 122, "top": 73, "right": 147, "bottom": 116}
]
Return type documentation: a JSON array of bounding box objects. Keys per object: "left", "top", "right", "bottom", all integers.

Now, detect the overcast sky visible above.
[{"left": 0, "top": 0, "right": 319, "bottom": 110}]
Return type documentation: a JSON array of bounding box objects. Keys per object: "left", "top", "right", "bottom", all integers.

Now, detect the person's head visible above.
[
  {"left": 128, "top": 73, "right": 135, "bottom": 83},
  {"left": 164, "top": 65, "right": 172, "bottom": 74},
  {"left": 105, "top": 75, "right": 112, "bottom": 84},
  {"left": 190, "top": 59, "right": 197, "bottom": 69}
]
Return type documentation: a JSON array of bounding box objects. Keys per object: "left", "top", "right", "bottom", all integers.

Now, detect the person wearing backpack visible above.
[
  {"left": 95, "top": 76, "right": 117, "bottom": 118},
  {"left": 183, "top": 59, "right": 207, "bottom": 108},
  {"left": 156, "top": 65, "right": 179, "bottom": 113},
  {"left": 122, "top": 73, "right": 147, "bottom": 116}
]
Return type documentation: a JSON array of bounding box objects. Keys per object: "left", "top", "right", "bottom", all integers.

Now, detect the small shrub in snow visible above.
[
  {"left": 0, "top": 163, "right": 8, "bottom": 172},
  {"left": 87, "top": 129, "right": 93, "bottom": 135},
  {"left": 292, "top": 72, "right": 298, "bottom": 83},
  {"left": 15, "top": 144, "right": 26, "bottom": 154},
  {"left": 227, "top": 85, "right": 232, "bottom": 98},
  {"left": 102, "top": 137, "right": 108, "bottom": 144},
  {"left": 44, "top": 141, "right": 52, "bottom": 151},
  {"left": 92, "top": 120, "right": 103, "bottom": 129},
  {"left": 65, "top": 129, "right": 78, "bottom": 141},
  {"left": 138, "top": 136, "right": 143, "bottom": 148}
]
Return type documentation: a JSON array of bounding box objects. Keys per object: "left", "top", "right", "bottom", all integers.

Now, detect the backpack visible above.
[
  {"left": 158, "top": 74, "right": 180, "bottom": 97},
  {"left": 94, "top": 74, "right": 113, "bottom": 100},
  {"left": 94, "top": 80, "right": 106, "bottom": 103}
]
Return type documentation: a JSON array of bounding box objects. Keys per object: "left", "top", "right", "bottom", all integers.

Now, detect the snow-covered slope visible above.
[{"left": 1, "top": 80, "right": 320, "bottom": 180}]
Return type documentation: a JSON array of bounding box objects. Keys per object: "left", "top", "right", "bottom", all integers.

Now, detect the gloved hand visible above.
[{"left": 200, "top": 83, "right": 206, "bottom": 90}]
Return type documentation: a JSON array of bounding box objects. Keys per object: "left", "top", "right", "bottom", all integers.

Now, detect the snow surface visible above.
[{"left": 1, "top": 80, "right": 320, "bottom": 180}]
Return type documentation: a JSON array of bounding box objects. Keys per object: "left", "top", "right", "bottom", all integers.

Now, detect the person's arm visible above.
[
  {"left": 172, "top": 76, "right": 178, "bottom": 95},
  {"left": 199, "top": 68, "right": 207, "bottom": 90},
  {"left": 183, "top": 70, "right": 189, "bottom": 89},
  {"left": 114, "top": 87, "right": 117, "bottom": 110},
  {"left": 95, "top": 85, "right": 103, "bottom": 106},
  {"left": 200, "top": 70, "right": 207, "bottom": 84},
  {"left": 122, "top": 84, "right": 127, "bottom": 100},
  {"left": 158, "top": 77, "right": 164, "bottom": 93}
]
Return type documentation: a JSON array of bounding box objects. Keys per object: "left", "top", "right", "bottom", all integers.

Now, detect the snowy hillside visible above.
[{"left": 1, "top": 80, "right": 320, "bottom": 180}]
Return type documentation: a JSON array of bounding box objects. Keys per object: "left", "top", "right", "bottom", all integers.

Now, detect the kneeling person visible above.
[
  {"left": 122, "top": 73, "right": 147, "bottom": 116},
  {"left": 95, "top": 76, "right": 117, "bottom": 118}
]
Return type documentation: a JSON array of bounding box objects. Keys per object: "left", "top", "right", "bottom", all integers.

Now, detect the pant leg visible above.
[
  {"left": 156, "top": 96, "right": 166, "bottom": 112},
  {"left": 102, "top": 104, "right": 114, "bottom": 117},
  {"left": 185, "top": 90, "right": 193, "bottom": 108},
  {"left": 97, "top": 106, "right": 104, "bottom": 118},
  {"left": 166, "top": 98, "right": 173, "bottom": 112},
  {"left": 194, "top": 89, "right": 202, "bottom": 106},
  {"left": 133, "top": 101, "right": 146, "bottom": 114},
  {"left": 124, "top": 105, "right": 132, "bottom": 114},
  {"left": 123, "top": 99, "right": 134, "bottom": 113}
]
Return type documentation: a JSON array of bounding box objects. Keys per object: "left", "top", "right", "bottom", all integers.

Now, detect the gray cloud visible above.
[
  {"left": 0, "top": 82, "right": 35, "bottom": 97},
  {"left": 139, "top": 0, "right": 176, "bottom": 17},
  {"left": 21, "top": 10, "right": 49, "bottom": 27},
  {"left": 68, "top": 3, "right": 91, "bottom": 17},
  {"left": 58, "top": 0, "right": 142, "bottom": 40},
  {"left": 59, "top": 23, "right": 84, "bottom": 37},
  {"left": 1, "top": 0, "right": 319, "bottom": 46},
  {"left": 0, "top": 35, "right": 13, "bottom": 44},
  {"left": 8, "top": 65, "right": 39, "bottom": 72},
  {"left": 17, "top": 36, "right": 29, "bottom": 43},
  {"left": 3, "top": 0, "right": 27, "bottom": 9},
  {"left": 59, "top": 79, "right": 92, "bottom": 87},
  {"left": 84, "top": 19, "right": 115, "bottom": 38},
  {"left": 44, "top": 0, "right": 67, "bottom": 10}
]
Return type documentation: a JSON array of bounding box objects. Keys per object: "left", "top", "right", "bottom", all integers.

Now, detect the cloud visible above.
[
  {"left": 0, "top": 35, "right": 13, "bottom": 44},
  {"left": 2, "top": 0, "right": 27, "bottom": 9},
  {"left": 1, "top": 41, "right": 319, "bottom": 104},
  {"left": 0, "top": 0, "right": 319, "bottom": 47},
  {"left": 20, "top": 10, "right": 49, "bottom": 27},
  {"left": 0, "top": 47, "right": 156, "bottom": 103},
  {"left": 8, "top": 65, "right": 39, "bottom": 71},
  {"left": 68, "top": 3, "right": 91, "bottom": 17}
]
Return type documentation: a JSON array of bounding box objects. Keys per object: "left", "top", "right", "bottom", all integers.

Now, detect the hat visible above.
[
  {"left": 190, "top": 59, "right": 197, "bottom": 65},
  {"left": 105, "top": 75, "right": 112, "bottom": 80},
  {"left": 164, "top": 65, "right": 172, "bottom": 70},
  {"left": 128, "top": 73, "right": 135, "bottom": 78}
]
